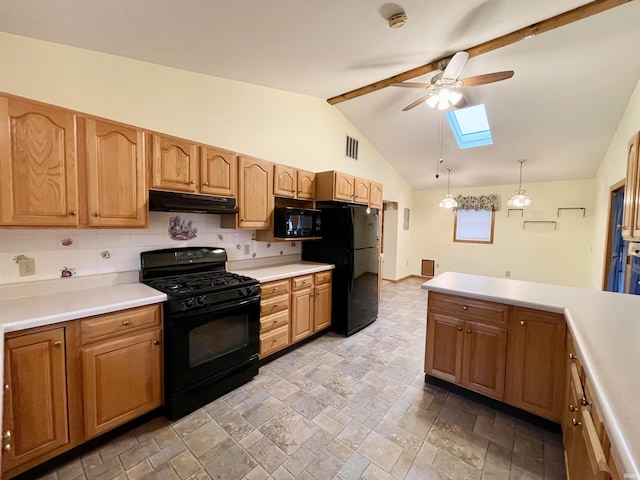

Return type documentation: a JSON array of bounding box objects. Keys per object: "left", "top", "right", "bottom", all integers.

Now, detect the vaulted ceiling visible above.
[{"left": 1, "top": 0, "right": 639, "bottom": 190}]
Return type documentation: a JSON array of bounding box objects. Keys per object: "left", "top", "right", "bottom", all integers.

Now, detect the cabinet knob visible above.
[
  {"left": 462, "top": 305, "right": 468, "bottom": 311},
  {"left": 457, "top": 326, "right": 463, "bottom": 331},
  {"left": 273, "top": 319, "right": 279, "bottom": 325},
  {"left": 3, "top": 431, "right": 11, "bottom": 440},
  {"left": 569, "top": 352, "right": 578, "bottom": 361},
  {"left": 520, "top": 320, "right": 525, "bottom": 326},
  {"left": 190, "top": 180, "right": 196, "bottom": 184},
  {"left": 153, "top": 340, "right": 160, "bottom": 345},
  {"left": 53, "top": 341, "right": 62, "bottom": 347},
  {"left": 581, "top": 396, "right": 590, "bottom": 407},
  {"left": 466, "top": 329, "right": 472, "bottom": 334},
  {"left": 68, "top": 210, "right": 77, "bottom": 216},
  {"left": 273, "top": 304, "right": 278, "bottom": 309},
  {"left": 3, "top": 385, "right": 8, "bottom": 392},
  {"left": 568, "top": 404, "right": 576, "bottom": 412},
  {"left": 272, "top": 338, "right": 278, "bottom": 344},
  {"left": 92, "top": 212, "right": 99, "bottom": 217},
  {"left": 123, "top": 320, "right": 131, "bottom": 326},
  {"left": 3, "top": 444, "right": 10, "bottom": 452},
  {"left": 572, "top": 418, "right": 581, "bottom": 427},
  {"left": 203, "top": 182, "right": 209, "bottom": 187}
]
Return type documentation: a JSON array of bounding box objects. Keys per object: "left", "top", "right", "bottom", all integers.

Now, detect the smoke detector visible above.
[{"left": 388, "top": 12, "right": 408, "bottom": 29}]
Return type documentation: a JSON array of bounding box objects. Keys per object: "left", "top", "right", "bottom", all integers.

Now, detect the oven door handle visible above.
[{"left": 171, "top": 295, "right": 260, "bottom": 320}]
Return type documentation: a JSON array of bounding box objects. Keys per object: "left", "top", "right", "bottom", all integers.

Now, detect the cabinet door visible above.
[
  {"left": 622, "top": 132, "right": 638, "bottom": 240},
  {"left": 313, "top": 282, "right": 332, "bottom": 332},
  {"left": 237, "top": 156, "right": 273, "bottom": 229},
  {"left": 2, "top": 328, "right": 69, "bottom": 471},
  {"left": 274, "top": 164, "right": 296, "bottom": 198},
  {"left": 354, "top": 177, "right": 370, "bottom": 205},
  {"left": 82, "top": 329, "right": 162, "bottom": 439},
  {"left": 334, "top": 172, "right": 355, "bottom": 202},
  {"left": 0, "top": 97, "right": 79, "bottom": 226},
  {"left": 84, "top": 118, "right": 147, "bottom": 227},
  {"left": 291, "top": 287, "right": 314, "bottom": 342},
  {"left": 506, "top": 307, "right": 566, "bottom": 422},
  {"left": 297, "top": 169, "right": 316, "bottom": 199},
  {"left": 461, "top": 321, "right": 507, "bottom": 399},
  {"left": 425, "top": 312, "right": 464, "bottom": 384},
  {"left": 201, "top": 146, "right": 236, "bottom": 197},
  {"left": 370, "top": 181, "right": 383, "bottom": 209},
  {"left": 150, "top": 134, "right": 198, "bottom": 193}
]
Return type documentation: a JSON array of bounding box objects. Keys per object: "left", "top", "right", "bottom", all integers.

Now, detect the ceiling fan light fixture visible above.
[
  {"left": 507, "top": 159, "right": 532, "bottom": 207},
  {"left": 437, "top": 96, "right": 450, "bottom": 110},
  {"left": 426, "top": 95, "right": 439, "bottom": 108},
  {"left": 388, "top": 13, "right": 408, "bottom": 29}
]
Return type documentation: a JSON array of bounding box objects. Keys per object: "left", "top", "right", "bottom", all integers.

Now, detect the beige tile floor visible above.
[{"left": 31, "top": 278, "right": 566, "bottom": 480}]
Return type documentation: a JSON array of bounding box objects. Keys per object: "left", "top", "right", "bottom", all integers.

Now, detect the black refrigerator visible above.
[{"left": 302, "top": 205, "right": 379, "bottom": 336}]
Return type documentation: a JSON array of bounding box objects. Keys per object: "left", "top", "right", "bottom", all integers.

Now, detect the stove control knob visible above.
[
  {"left": 237, "top": 289, "right": 245, "bottom": 297},
  {"left": 196, "top": 295, "right": 206, "bottom": 306},
  {"left": 184, "top": 298, "right": 194, "bottom": 309},
  {"left": 244, "top": 287, "right": 253, "bottom": 296}
]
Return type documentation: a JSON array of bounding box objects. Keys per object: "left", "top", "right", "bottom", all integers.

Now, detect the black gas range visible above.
[{"left": 140, "top": 247, "right": 260, "bottom": 420}]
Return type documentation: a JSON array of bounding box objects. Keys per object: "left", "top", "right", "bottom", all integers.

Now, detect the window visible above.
[
  {"left": 454, "top": 209, "right": 495, "bottom": 244},
  {"left": 446, "top": 104, "right": 493, "bottom": 149}
]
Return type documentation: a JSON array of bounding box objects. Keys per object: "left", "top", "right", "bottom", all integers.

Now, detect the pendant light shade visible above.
[
  {"left": 439, "top": 168, "right": 457, "bottom": 208},
  {"left": 507, "top": 159, "right": 532, "bottom": 207}
]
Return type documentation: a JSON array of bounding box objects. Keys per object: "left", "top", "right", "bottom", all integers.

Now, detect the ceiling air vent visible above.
[{"left": 345, "top": 135, "right": 359, "bottom": 160}]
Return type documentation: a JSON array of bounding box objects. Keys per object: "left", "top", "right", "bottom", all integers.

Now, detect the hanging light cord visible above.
[
  {"left": 517, "top": 159, "right": 525, "bottom": 191},
  {"left": 435, "top": 117, "right": 443, "bottom": 178},
  {"left": 447, "top": 167, "right": 452, "bottom": 194}
]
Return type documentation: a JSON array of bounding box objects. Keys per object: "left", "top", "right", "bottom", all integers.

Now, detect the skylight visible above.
[{"left": 446, "top": 104, "right": 493, "bottom": 149}]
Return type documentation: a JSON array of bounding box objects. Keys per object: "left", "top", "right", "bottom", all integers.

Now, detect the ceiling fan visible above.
[{"left": 391, "top": 51, "right": 514, "bottom": 111}]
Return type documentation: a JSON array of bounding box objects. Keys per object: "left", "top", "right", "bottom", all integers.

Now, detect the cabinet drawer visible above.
[
  {"left": 428, "top": 292, "right": 508, "bottom": 325},
  {"left": 260, "top": 294, "right": 289, "bottom": 316},
  {"left": 81, "top": 305, "right": 161, "bottom": 344},
  {"left": 260, "top": 325, "right": 289, "bottom": 357},
  {"left": 315, "top": 270, "right": 332, "bottom": 285},
  {"left": 260, "top": 310, "right": 289, "bottom": 333},
  {"left": 261, "top": 279, "right": 290, "bottom": 298},
  {"left": 292, "top": 275, "right": 314, "bottom": 290}
]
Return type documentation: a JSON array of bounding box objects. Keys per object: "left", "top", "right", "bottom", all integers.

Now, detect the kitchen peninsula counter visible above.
[{"left": 422, "top": 272, "right": 640, "bottom": 477}]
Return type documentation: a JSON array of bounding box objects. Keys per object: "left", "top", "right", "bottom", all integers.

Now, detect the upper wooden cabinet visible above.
[
  {"left": 622, "top": 131, "right": 639, "bottom": 240},
  {"left": 150, "top": 133, "right": 199, "bottom": 193},
  {"left": 0, "top": 96, "right": 80, "bottom": 227},
  {"left": 201, "top": 146, "right": 236, "bottom": 197},
  {"left": 83, "top": 118, "right": 147, "bottom": 227},
  {"left": 506, "top": 307, "right": 566, "bottom": 422},
  {"left": 316, "top": 171, "right": 382, "bottom": 208},
  {"left": 274, "top": 164, "right": 315, "bottom": 199},
  {"left": 237, "top": 155, "right": 273, "bottom": 229}
]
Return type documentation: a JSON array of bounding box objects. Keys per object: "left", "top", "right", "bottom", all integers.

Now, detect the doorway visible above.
[
  {"left": 604, "top": 182, "right": 626, "bottom": 292},
  {"left": 382, "top": 202, "right": 398, "bottom": 282}
]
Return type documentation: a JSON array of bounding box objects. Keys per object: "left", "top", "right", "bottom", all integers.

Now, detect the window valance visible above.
[{"left": 453, "top": 194, "right": 500, "bottom": 211}]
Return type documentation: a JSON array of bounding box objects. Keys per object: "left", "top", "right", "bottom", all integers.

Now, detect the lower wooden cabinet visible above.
[
  {"left": 506, "top": 307, "right": 566, "bottom": 422},
  {"left": 259, "top": 279, "right": 291, "bottom": 358},
  {"left": 1, "top": 304, "right": 163, "bottom": 478},
  {"left": 313, "top": 276, "right": 332, "bottom": 331},
  {"left": 2, "top": 328, "right": 70, "bottom": 473},
  {"left": 461, "top": 320, "right": 508, "bottom": 400}
]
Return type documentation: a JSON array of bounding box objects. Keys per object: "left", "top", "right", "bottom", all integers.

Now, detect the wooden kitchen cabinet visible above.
[
  {"left": 259, "top": 279, "right": 290, "bottom": 358},
  {"left": 236, "top": 155, "right": 274, "bottom": 229},
  {"left": 313, "top": 271, "right": 332, "bottom": 331},
  {"left": 297, "top": 169, "right": 316, "bottom": 200},
  {"left": 149, "top": 133, "right": 199, "bottom": 193},
  {"left": 274, "top": 165, "right": 316, "bottom": 200},
  {"left": 200, "top": 146, "right": 236, "bottom": 197},
  {"left": 83, "top": 118, "right": 147, "bottom": 227},
  {"left": 622, "top": 131, "right": 640, "bottom": 240},
  {"left": 2, "top": 328, "right": 70, "bottom": 473},
  {"left": 461, "top": 320, "right": 508, "bottom": 399},
  {"left": 506, "top": 307, "right": 566, "bottom": 422},
  {"left": 291, "top": 275, "right": 314, "bottom": 342},
  {"left": 0, "top": 96, "right": 80, "bottom": 227},
  {"left": 316, "top": 171, "right": 382, "bottom": 208},
  {"left": 370, "top": 181, "right": 383, "bottom": 209},
  {"left": 353, "top": 177, "right": 370, "bottom": 205}
]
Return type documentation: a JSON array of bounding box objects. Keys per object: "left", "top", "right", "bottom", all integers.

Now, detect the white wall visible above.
[
  {"left": 410, "top": 179, "right": 596, "bottom": 288},
  {"left": 590, "top": 80, "right": 640, "bottom": 289},
  {"left": 0, "top": 33, "right": 414, "bottom": 283}
]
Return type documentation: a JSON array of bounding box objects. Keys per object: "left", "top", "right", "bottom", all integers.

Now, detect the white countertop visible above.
[
  {"left": 422, "top": 272, "right": 640, "bottom": 477},
  {"left": 230, "top": 261, "right": 334, "bottom": 283}
]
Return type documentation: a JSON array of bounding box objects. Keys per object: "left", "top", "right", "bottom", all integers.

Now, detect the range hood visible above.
[{"left": 148, "top": 190, "right": 237, "bottom": 214}]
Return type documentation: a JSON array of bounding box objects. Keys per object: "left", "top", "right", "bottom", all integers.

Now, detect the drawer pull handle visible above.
[
  {"left": 572, "top": 418, "right": 581, "bottom": 427},
  {"left": 568, "top": 404, "right": 576, "bottom": 412},
  {"left": 462, "top": 305, "right": 468, "bottom": 311},
  {"left": 272, "top": 304, "right": 278, "bottom": 309},
  {"left": 53, "top": 341, "right": 62, "bottom": 347},
  {"left": 123, "top": 320, "right": 131, "bottom": 326}
]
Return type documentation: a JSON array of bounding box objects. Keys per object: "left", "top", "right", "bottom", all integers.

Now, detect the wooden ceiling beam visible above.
[{"left": 326, "top": 0, "right": 633, "bottom": 105}]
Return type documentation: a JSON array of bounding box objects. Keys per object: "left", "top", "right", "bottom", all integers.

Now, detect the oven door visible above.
[{"left": 165, "top": 295, "right": 260, "bottom": 392}]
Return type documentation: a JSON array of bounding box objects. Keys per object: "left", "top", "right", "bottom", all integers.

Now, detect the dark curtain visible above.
[{"left": 606, "top": 189, "right": 626, "bottom": 292}]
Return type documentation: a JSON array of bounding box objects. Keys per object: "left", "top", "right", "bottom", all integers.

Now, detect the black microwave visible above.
[{"left": 274, "top": 207, "right": 322, "bottom": 238}]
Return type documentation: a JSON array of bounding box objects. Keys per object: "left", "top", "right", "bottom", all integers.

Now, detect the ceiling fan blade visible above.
[
  {"left": 461, "top": 70, "right": 514, "bottom": 87},
  {"left": 402, "top": 94, "right": 433, "bottom": 111},
  {"left": 390, "top": 82, "right": 431, "bottom": 89},
  {"left": 442, "top": 51, "right": 469, "bottom": 80}
]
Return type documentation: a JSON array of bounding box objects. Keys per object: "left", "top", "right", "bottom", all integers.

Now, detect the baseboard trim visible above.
[{"left": 383, "top": 274, "right": 433, "bottom": 283}]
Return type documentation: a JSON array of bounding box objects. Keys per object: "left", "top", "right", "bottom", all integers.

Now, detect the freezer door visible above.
[{"left": 352, "top": 207, "right": 378, "bottom": 249}]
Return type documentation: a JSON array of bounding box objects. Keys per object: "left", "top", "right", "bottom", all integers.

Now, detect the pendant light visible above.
[
  {"left": 439, "top": 168, "right": 458, "bottom": 208},
  {"left": 507, "top": 159, "right": 532, "bottom": 207}
]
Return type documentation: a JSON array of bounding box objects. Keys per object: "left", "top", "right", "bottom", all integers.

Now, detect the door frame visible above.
[{"left": 602, "top": 179, "right": 626, "bottom": 291}]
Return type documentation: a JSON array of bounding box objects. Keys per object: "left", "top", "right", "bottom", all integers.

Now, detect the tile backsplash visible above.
[{"left": 0, "top": 212, "right": 301, "bottom": 285}]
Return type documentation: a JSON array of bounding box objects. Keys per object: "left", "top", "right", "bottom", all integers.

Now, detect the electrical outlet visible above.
[
  {"left": 505, "top": 270, "right": 511, "bottom": 278},
  {"left": 19, "top": 258, "right": 36, "bottom": 276},
  {"left": 243, "top": 244, "right": 250, "bottom": 255}
]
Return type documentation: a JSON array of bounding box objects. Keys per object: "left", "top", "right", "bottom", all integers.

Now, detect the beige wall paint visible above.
[
  {"left": 590, "top": 80, "right": 640, "bottom": 289},
  {"left": 410, "top": 179, "right": 596, "bottom": 288},
  {"left": 0, "top": 33, "right": 415, "bottom": 280}
]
